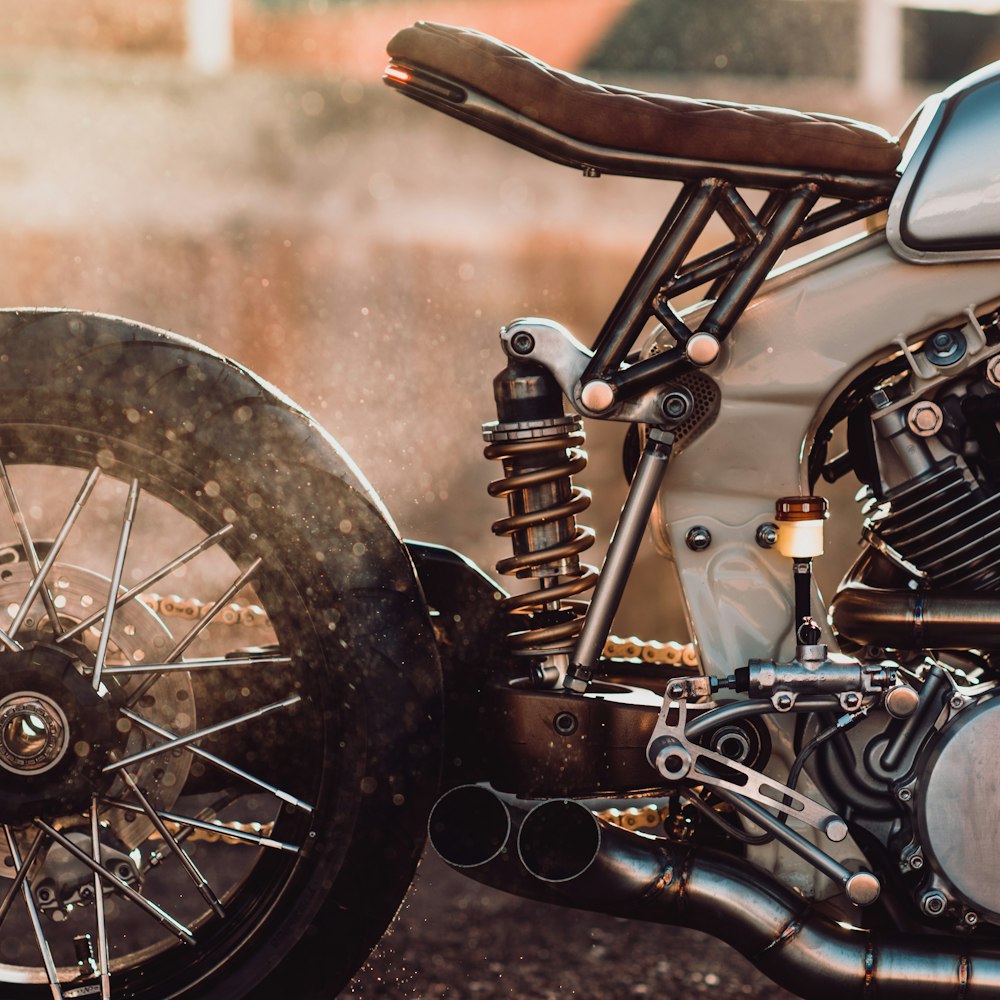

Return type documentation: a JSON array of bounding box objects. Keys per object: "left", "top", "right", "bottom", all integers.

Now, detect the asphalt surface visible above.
[{"left": 347, "top": 849, "right": 798, "bottom": 999}]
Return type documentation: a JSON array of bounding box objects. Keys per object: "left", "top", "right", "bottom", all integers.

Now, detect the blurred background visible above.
[
  {"left": 2, "top": 0, "right": 997, "bottom": 644},
  {"left": 0, "top": 2, "right": 997, "bottom": 995}
]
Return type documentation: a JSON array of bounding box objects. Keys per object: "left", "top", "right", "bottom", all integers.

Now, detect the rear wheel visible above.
[{"left": 0, "top": 310, "right": 442, "bottom": 998}]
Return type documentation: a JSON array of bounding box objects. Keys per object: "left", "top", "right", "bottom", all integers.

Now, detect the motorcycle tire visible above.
[{"left": 0, "top": 310, "right": 442, "bottom": 999}]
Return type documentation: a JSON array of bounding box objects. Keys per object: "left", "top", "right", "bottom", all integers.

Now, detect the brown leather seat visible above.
[{"left": 387, "top": 22, "right": 901, "bottom": 178}]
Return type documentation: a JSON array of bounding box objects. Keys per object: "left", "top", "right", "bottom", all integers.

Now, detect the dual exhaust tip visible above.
[{"left": 428, "top": 784, "right": 601, "bottom": 883}]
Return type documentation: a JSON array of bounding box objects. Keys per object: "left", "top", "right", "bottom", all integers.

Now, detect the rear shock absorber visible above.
[{"left": 482, "top": 358, "right": 598, "bottom": 653}]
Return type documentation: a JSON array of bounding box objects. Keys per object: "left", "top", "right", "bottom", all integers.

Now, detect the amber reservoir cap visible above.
[{"left": 775, "top": 496, "right": 829, "bottom": 522}]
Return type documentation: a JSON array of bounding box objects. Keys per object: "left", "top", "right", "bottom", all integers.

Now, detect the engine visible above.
[{"left": 819, "top": 313, "right": 1000, "bottom": 928}]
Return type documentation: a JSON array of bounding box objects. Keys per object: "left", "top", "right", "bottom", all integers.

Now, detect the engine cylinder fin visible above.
[{"left": 868, "top": 459, "right": 1000, "bottom": 591}]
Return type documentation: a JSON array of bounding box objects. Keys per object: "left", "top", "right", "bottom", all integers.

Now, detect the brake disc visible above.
[{"left": 0, "top": 560, "right": 195, "bottom": 854}]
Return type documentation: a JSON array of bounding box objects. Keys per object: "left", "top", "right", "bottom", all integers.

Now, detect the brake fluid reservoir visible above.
[{"left": 775, "top": 496, "right": 828, "bottom": 558}]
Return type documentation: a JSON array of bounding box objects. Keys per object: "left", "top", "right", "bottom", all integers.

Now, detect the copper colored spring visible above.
[{"left": 484, "top": 430, "right": 598, "bottom": 650}]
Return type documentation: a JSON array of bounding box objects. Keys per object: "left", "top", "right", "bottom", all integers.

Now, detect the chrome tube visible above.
[{"left": 431, "top": 789, "right": 1000, "bottom": 999}]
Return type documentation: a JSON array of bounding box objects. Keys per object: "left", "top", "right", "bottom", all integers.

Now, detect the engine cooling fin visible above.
[{"left": 868, "top": 457, "right": 1000, "bottom": 589}]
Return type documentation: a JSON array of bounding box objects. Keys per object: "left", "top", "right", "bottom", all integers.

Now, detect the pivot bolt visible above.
[
  {"left": 655, "top": 743, "right": 693, "bottom": 781},
  {"left": 666, "top": 680, "right": 687, "bottom": 701},
  {"left": 921, "top": 890, "right": 948, "bottom": 917},
  {"left": 580, "top": 380, "right": 615, "bottom": 413},
  {"left": 686, "top": 526, "right": 712, "bottom": 552},
  {"left": 660, "top": 391, "right": 691, "bottom": 422},
  {"left": 509, "top": 331, "right": 535, "bottom": 356}
]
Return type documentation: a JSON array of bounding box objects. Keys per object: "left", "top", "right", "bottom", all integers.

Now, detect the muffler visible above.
[{"left": 430, "top": 787, "right": 1000, "bottom": 999}]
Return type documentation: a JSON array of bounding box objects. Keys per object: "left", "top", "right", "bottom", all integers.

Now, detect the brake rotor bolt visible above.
[{"left": 898, "top": 787, "right": 912, "bottom": 802}]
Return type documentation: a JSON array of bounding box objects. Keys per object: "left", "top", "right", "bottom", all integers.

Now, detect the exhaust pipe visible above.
[{"left": 431, "top": 789, "right": 1000, "bottom": 999}]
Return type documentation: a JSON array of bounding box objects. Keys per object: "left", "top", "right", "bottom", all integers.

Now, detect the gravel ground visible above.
[{"left": 347, "top": 849, "right": 798, "bottom": 1000}]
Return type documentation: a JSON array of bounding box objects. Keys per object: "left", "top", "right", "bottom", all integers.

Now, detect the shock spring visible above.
[{"left": 483, "top": 359, "right": 598, "bottom": 652}]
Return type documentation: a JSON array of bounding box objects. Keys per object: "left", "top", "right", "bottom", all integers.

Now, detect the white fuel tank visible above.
[{"left": 888, "top": 60, "right": 1000, "bottom": 263}]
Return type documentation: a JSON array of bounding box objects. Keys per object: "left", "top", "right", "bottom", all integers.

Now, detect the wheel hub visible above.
[
  {"left": 0, "top": 691, "right": 69, "bottom": 774},
  {"left": 0, "top": 642, "right": 123, "bottom": 823}
]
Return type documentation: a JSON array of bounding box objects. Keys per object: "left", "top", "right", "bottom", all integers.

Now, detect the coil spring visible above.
[{"left": 484, "top": 423, "right": 598, "bottom": 651}]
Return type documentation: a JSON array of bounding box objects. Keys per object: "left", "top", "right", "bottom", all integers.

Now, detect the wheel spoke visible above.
[
  {"left": 56, "top": 524, "right": 235, "bottom": 646},
  {"left": 102, "top": 798, "right": 300, "bottom": 853},
  {"left": 114, "top": 709, "right": 315, "bottom": 813},
  {"left": 4, "top": 824, "right": 63, "bottom": 998},
  {"left": 0, "top": 826, "right": 46, "bottom": 930},
  {"left": 107, "top": 696, "right": 301, "bottom": 773},
  {"left": 127, "top": 557, "right": 263, "bottom": 706},
  {"left": 9, "top": 467, "right": 100, "bottom": 638},
  {"left": 91, "top": 797, "right": 112, "bottom": 1000},
  {"left": 34, "top": 819, "right": 196, "bottom": 947},
  {"left": 105, "top": 653, "right": 292, "bottom": 676},
  {"left": 0, "top": 456, "right": 62, "bottom": 635},
  {"left": 118, "top": 768, "right": 226, "bottom": 918},
  {"left": 93, "top": 478, "right": 139, "bottom": 692}
]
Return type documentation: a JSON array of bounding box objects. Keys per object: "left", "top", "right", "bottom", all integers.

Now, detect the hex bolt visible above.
[
  {"left": 686, "top": 526, "right": 711, "bottom": 552},
  {"left": 553, "top": 711, "right": 578, "bottom": 737},
  {"left": 921, "top": 890, "right": 948, "bottom": 917},
  {"left": 774, "top": 692, "right": 794, "bottom": 712},
  {"left": 842, "top": 692, "right": 861, "bottom": 710},
  {"left": 907, "top": 401, "right": 943, "bottom": 437},
  {"left": 756, "top": 523, "right": 778, "bottom": 549},
  {"left": 898, "top": 787, "right": 912, "bottom": 802},
  {"left": 509, "top": 331, "right": 535, "bottom": 356}
]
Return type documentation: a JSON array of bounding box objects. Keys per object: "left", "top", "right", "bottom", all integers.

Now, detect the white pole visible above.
[
  {"left": 185, "top": 0, "right": 234, "bottom": 75},
  {"left": 859, "top": 0, "right": 904, "bottom": 104}
]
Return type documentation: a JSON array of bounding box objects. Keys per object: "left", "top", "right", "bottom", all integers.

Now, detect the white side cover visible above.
[{"left": 656, "top": 233, "right": 1000, "bottom": 677}]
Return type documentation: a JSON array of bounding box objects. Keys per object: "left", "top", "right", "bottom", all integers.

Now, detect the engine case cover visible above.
[
  {"left": 888, "top": 60, "right": 1000, "bottom": 262},
  {"left": 918, "top": 694, "right": 1000, "bottom": 919}
]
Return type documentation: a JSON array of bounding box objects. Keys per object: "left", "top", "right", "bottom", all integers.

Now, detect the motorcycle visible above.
[{"left": 0, "top": 17, "right": 999, "bottom": 1000}]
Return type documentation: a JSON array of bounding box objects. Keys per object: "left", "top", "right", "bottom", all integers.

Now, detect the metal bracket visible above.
[
  {"left": 646, "top": 695, "right": 848, "bottom": 841},
  {"left": 500, "top": 318, "right": 675, "bottom": 425}
]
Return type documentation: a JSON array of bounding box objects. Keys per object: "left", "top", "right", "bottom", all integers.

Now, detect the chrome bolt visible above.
[
  {"left": 774, "top": 692, "right": 794, "bottom": 712},
  {"left": 842, "top": 692, "right": 862, "bottom": 710},
  {"left": 910, "top": 854, "right": 924, "bottom": 870},
  {"left": 950, "top": 694, "right": 965, "bottom": 710},
  {"left": 755, "top": 523, "right": 778, "bottom": 548},
  {"left": 907, "top": 401, "right": 943, "bottom": 437},
  {"left": 656, "top": 743, "right": 693, "bottom": 781},
  {"left": 921, "top": 890, "right": 948, "bottom": 916},
  {"left": 965, "top": 911, "right": 980, "bottom": 927},
  {"left": 685, "top": 526, "right": 711, "bottom": 552},
  {"left": 898, "top": 787, "right": 912, "bottom": 802}
]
